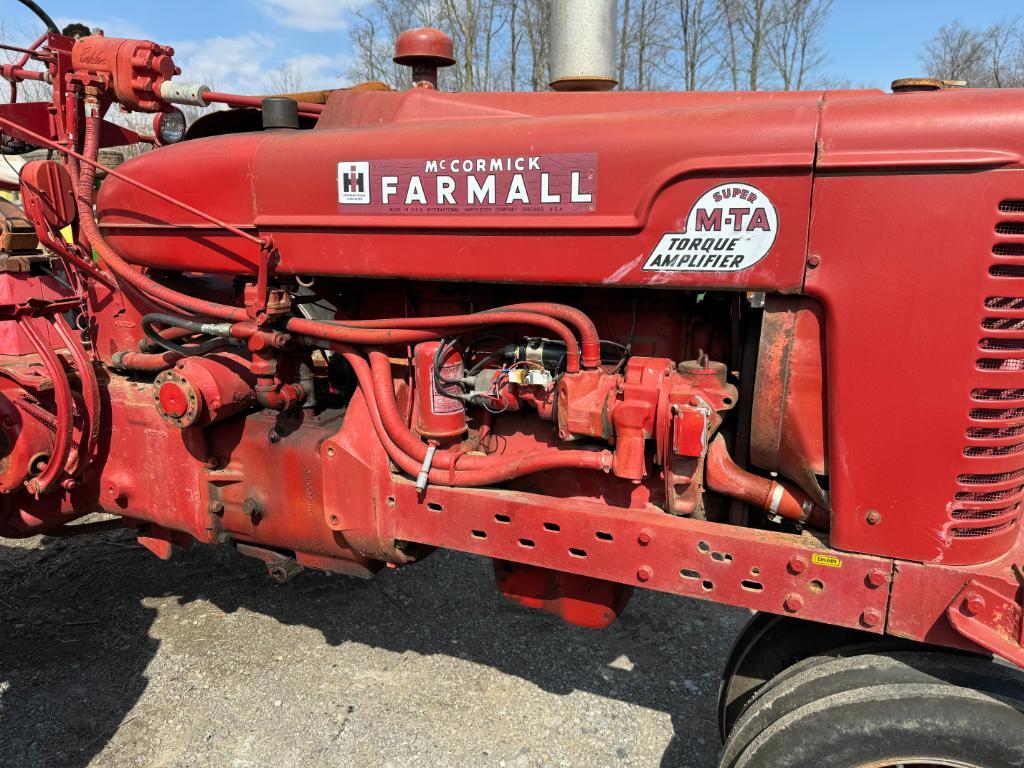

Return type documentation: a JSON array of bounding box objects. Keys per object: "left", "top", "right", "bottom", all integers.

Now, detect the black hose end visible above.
[
  {"left": 17, "top": 0, "right": 59, "bottom": 33},
  {"left": 261, "top": 98, "right": 299, "bottom": 130}
]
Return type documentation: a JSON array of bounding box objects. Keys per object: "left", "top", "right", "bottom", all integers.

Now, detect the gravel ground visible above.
[{"left": 0, "top": 528, "right": 748, "bottom": 768}]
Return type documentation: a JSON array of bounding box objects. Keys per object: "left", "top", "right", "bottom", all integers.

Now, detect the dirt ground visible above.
[{"left": 0, "top": 526, "right": 748, "bottom": 768}]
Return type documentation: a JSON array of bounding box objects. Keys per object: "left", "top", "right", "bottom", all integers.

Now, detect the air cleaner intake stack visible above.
[{"left": 549, "top": 0, "right": 618, "bottom": 92}]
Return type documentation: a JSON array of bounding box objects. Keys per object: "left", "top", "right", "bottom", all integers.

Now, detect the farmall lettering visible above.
[
  {"left": 643, "top": 182, "right": 778, "bottom": 272},
  {"left": 336, "top": 153, "right": 597, "bottom": 214}
]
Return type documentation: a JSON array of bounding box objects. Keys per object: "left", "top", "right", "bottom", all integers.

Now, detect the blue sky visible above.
[{"left": 8, "top": 0, "right": 1023, "bottom": 93}]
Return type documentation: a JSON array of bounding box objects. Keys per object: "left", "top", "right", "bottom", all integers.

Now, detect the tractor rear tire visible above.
[{"left": 719, "top": 651, "right": 1024, "bottom": 768}]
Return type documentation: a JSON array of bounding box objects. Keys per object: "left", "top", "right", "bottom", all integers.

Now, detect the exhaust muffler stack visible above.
[{"left": 549, "top": 0, "right": 618, "bottom": 92}]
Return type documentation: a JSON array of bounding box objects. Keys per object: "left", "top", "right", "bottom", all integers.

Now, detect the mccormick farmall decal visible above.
[{"left": 338, "top": 153, "right": 597, "bottom": 214}]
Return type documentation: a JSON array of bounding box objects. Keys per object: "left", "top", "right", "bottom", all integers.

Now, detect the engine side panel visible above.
[
  {"left": 808, "top": 103, "right": 1024, "bottom": 565},
  {"left": 98, "top": 89, "right": 820, "bottom": 290}
]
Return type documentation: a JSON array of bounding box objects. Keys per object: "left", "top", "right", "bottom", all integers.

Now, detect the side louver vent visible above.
[{"left": 955, "top": 201, "right": 1024, "bottom": 538}]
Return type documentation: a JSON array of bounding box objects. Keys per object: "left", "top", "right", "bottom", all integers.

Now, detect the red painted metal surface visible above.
[
  {"left": 98, "top": 89, "right": 818, "bottom": 290},
  {"left": 69, "top": 35, "right": 177, "bottom": 112},
  {"left": 750, "top": 295, "right": 827, "bottom": 507},
  {"left": 2, "top": 27, "right": 1024, "bottom": 674},
  {"left": 806, "top": 133, "right": 1024, "bottom": 566}
]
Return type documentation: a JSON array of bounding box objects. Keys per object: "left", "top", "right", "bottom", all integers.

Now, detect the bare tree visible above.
[
  {"left": 919, "top": 21, "right": 991, "bottom": 84},
  {"left": 678, "top": 0, "right": 723, "bottom": 90},
  {"left": 723, "top": 0, "right": 775, "bottom": 90},
  {"left": 918, "top": 19, "right": 1024, "bottom": 87},
  {"left": 765, "top": 0, "right": 833, "bottom": 90},
  {"left": 347, "top": 0, "right": 438, "bottom": 88},
  {"left": 618, "top": 0, "right": 677, "bottom": 90},
  {"left": 744, "top": 0, "right": 772, "bottom": 90},
  {"left": 520, "top": 0, "right": 551, "bottom": 91},
  {"left": 266, "top": 63, "right": 306, "bottom": 94},
  {"left": 342, "top": 0, "right": 838, "bottom": 94},
  {"left": 508, "top": 0, "right": 521, "bottom": 89},
  {"left": 983, "top": 19, "right": 1024, "bottom": 88}
]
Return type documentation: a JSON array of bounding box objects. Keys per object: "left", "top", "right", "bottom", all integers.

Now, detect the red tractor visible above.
[{"left": 1, "top": 1, "right": 1023, "bottom": 764}]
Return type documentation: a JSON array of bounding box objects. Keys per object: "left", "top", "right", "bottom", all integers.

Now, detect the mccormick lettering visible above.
[
  {"left": 337, "top": 153, "right": 597, "bottom": 215},
  {"left": 643, "top": 182, "right": 779, "bottom": 273}
]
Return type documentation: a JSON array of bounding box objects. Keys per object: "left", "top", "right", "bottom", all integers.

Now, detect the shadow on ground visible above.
[{"left": 0, "top": 532, "right": 746, "bottom": 767}]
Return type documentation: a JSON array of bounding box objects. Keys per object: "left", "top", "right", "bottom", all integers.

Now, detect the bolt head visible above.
[
  {"left": 861, "top": 607, "right": 882, "bottom": 627},
  {"left": 637, "top": 530, "right": 653, "bottom": 547},
  {"left": 807, "top": 254, "right": 821, "bottom": 268},
  {"left": 866, "top": 569, "right": 887, "bottom": 588},
  {"left": 788, "top": 557, "right": 807, "bottom": 575},
  {"left": 866, "top": 510, "right": 882, "bottom": 526},
  {"left": 636, "top": 566, "right": 652, "bottom": 583},
  {"left": 964, "top": 592, "right": 986, "bottom": 616},
  {"left": 784, "top": 593, "right": 804, "bottom": 612},
  {"left": 208, "top": 500, "right": 224, "bottom": 515}
]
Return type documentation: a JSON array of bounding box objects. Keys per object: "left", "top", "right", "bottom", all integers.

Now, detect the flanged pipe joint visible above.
[{"left": 153, "top": 353, "right": 257, "bottom": 428}]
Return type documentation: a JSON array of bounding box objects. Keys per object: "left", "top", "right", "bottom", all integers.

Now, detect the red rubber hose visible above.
[
  {"left": 497, "top": 303, "right": 601, "bottom": 369},
  {"left": 338, "top": 346, "right": 611, "bottom": 485},
  {"left": 704, "top": 435, "right": 829, "bottom": 530},
  {"left": 337, "top": 312, "right": 581, "bottom": 372}
]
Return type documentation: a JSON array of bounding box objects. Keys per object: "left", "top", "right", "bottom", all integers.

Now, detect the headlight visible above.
[{"left": 153, "top": 109, "right": 187, "bottom": 145}]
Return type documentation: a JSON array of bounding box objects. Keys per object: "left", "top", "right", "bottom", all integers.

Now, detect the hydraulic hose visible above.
[
  {"left": 51, "top": 313, "right": 99, "bottom": 476},
  {"left": 496, "top": 303, "right": 601, "bottom": 369},
  {"left": 18, "top": 316, "right": 73, "bottom": 496},
  {"left": 285, "top": 317, "right": 443, "bottom": 346},
  {"left": 112, "top": 350, "right": 182, "bottom": 372},
  {"left": 704, "top": 435, "right": 829, "bottom": 530},
  {"left": 15, "top": 0, "right": 58, "bottom": 33},
  {"left": 78, "top": 114, "right": 250, "bottom": 323},
  {"left": 335, "top": 312, "right": 581, "bottom": 373},
  {"left": 139, "top": 324, "right": 201, "bottom": 353},
  {"left": 141, "top": 313, "right": 237, "bottom": 356},
  {"left": 336, "top": 346, "right": 611, "bottom": 486},
  {"left": 365, "top": 349, "right": 596, "bottom": 474}
]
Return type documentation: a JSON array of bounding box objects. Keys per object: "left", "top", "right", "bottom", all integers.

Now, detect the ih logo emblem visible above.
[
  {"left": 338, "top": 161, "right": 370, "bottom": 205},
  {"left": 643, "top": 182, "right": 778, "bottom": 272}
]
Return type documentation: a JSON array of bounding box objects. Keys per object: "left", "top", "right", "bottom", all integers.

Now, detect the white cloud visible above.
[
  {"left": 172, "top": 33, "right": 276, "bottom": 93},
  {"left": 279, "top": 53, "right": 351, "bottom": 91},
  {"left": 256, "top": 0, "right": 367, "bottom": 32},
  {"left": 171, "top": 35, "right": 350, "bottom": 94}
]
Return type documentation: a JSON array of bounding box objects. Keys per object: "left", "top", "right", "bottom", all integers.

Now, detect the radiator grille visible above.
[
  {"left": 994, "top": 243, "right": 1024, "bottom": 256},
  {"left": 950, "top": 520, "right": 1017, "bottom": 537},
  {"left": 953, "top": 201, "right": 1024, "bottom": 538},
  {"left": 964, "top": 442, "right": 1024, "bottom": 457},
  {"left": 982, "top": 317, "right": 1024, "bottom": 330},
  {"left": 996, "top": 222, "right": 1024, "bottom": 235},
  {"left": 957, "top": 467, "right": 1024, "bottom": 485},
  {"left": 968, "top": 407, "right": 1024, "bottom": 420},
  {"left": 955, "top": 485, "right": 1024, "bottom": 502},
  {"left": 986, "top": 296, "right": 1024, "bottom": 309},
  {"left": 979, "top": 338, "right": 1024, "bottom": 350},
  {"left": 989, "top": 264, "right": 1024, "bottom": 277},
  {"left": 967, "top": 423, "right": 1024, "bottom": 439},
  {"left": 971, "top": 387, "right": 1024, "bottom": 400},
  {"left": 977, "top": 358, "right": 1024, "bottom": 370},
  {"left": 951, "top": 505, "right": 1019, "bottom": 520}
]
